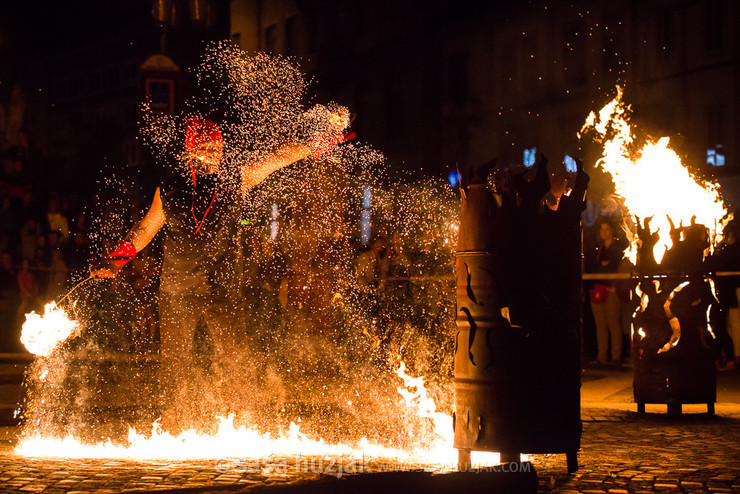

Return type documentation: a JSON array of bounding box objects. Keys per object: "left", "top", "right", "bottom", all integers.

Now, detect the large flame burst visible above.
[
  {"left": 20, "top": 303, "right": 79, "bottom": 357},
  {"left": 580, "top": 86, "right": 729, "bottom": 263}
]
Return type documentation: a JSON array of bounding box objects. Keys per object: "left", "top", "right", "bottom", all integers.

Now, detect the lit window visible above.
[
  {"left": 564, "top": 154, "right": 577, "bottom": 173},
  {"left": 448, "top": 170, "right": 461, "bottom": 188},
  {"left": 270, "top": 203, "right": 279, "bottom": 239},
  {"left": 361, "top": 186, "right": 371, "bottom": 245},
  {"left": 707, "top": 145, "right": 725, "bottom": 167},
  {"left": 523, "top": 147, "right": 537, "bottom": 168}
]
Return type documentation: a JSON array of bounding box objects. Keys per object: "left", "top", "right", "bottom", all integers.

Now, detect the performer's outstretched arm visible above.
[
  {"left": 91, "top": 188, "right": 166, "bottom": 279},
  {"left": 240, "top": 107, "right": 352, "bottom": 195},
  {"left": 240, "top": 142, "right": 313, "bottom": 194}
]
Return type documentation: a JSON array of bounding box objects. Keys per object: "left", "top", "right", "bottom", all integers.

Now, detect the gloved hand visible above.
[{"left": 90, "top": 240, "right": 136, "bottom": 279}]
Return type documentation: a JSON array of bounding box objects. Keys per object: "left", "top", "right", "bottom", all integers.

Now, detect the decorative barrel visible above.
[
  {"left": 633, "top": 309, "right": 716, "bottom": 415},
  {"left": 453, "top": 251, "right": 529, "bottom": 456},
  {"left": 452, "top": 163, "right": 584, "bottom": 473}
]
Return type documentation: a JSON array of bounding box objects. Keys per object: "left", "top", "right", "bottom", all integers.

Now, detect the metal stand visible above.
[
  {"left": 500, "top": 452, "right": 519, "bottom": 464},
  {"left": 667, "top": 403, "right": 682, "bottom": 416},
  {"left": 566, "top": 451, "right": 579, "bottom": 473},
  {"left": 458, "top": 449, "right": 471, "bottom": 471}
]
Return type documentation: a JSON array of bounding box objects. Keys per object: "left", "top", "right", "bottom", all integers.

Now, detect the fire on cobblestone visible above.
[{"left": 16, "top": 363, "right": 501, "bottom": 467}]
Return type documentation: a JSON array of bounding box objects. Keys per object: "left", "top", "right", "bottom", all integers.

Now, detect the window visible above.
[
  {"left": 286, "top": 16, "right": 299, "bottom": 56},
  {"left": 706, "top": 0, "right": 723, "bottom": 51},
  {"left": 707, "top": 105, "right": 726, "bottom": 167},
  {"left": 523, "top": 147, "right": 537, "bottom": 168},
  {"left": 270, "top": 203, "right": 279, "bottom": 239},
  {"left": 564, "top": 154, "right": 577, "bottom": 173},
  {"left": 361, "top": 186, "right": 371, "bottom": 245},
  {"left": 563, "top": 24, "right": 587, "bottom": 85},
  {"left": 656, "top": 11, "right": 671, "bottom": 60},
  {"left": 265, "top": 24, "right": 278, "bottom": 53},
  {"left": 445, "top": 52, "right": 468, "bottom": 104},
  {"left": 707, "top": 147, "right": 725, "bottom": 167}
]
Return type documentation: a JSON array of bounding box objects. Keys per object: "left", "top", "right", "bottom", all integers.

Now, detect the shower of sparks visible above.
[
  {"left": 16, "top": 44, "right": 477, "bottom": 467},
  {"left": 579, "top": 86, "right": 730, "bottom": 264},
  {"left": 17, "top": 364, "right": 505, "bottom": 469}
]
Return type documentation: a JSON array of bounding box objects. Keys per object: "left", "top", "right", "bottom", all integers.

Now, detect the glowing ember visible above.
[
  {"left": 20, "top": 302, "right": 79, "bottom": 357},
  {"left": 580, "top": 86, "right": 729, "bottom": 263}
]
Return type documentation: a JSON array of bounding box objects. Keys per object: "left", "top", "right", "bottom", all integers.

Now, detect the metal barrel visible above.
[
  {"left": 453, "top": 251, "right": 530, "bottom": 454},
  {"left": 633, "top": 311, "right": 716, "bottom": 412}
]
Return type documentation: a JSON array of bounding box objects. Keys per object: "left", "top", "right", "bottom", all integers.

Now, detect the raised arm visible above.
[
  {"left": 241, "top": 142, "right": 313, "bottom": 194},
  {"left": 240, "top": 106, "right": 352, "bottom": 195},
  {"left": 126, "top": 187, "right": 167, "bottom": 251},
  {"left": 91, "top": 188, "right": 166, "bottom": 278}
]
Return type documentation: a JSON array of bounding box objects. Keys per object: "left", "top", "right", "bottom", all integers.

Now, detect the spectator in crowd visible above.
[
  {"left": 588, "top": 218, "right": 627, "bottom": 365},
  {"left": 19, "top": 219, "right": 41, "bottom": 262},
  {"left": 356, "top": 237, "right": 386, "bottom": 293},
  {"left": 18, "top": 190, "right": 42, "bottom": 228},
  {"left": 46, "top": 198, "right": 69, "bottom": 240},
  {"left": 65, "top": 230, "right": 90, "bottom": 272},
  {"left": 0, "top": 252, "right": 19, "bottom": 352},
  {"left": 0, "top": 196, "right": 17, "bottom": 254},
  {"left": 16, "top": 258, "right": 39, "bottom": 324},
  {"left": 46, "top": 249, "right": 68, "bottom": 301},
  {"left": 707, "top": 222, "right": 740, "bottom": 370}
]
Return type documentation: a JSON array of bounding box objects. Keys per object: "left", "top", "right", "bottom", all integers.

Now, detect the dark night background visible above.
[{"left": 1, "top": 0, "right": 738, "bottom": 201}]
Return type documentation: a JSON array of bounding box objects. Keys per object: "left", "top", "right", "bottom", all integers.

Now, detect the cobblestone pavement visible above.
[
  {"left": 0, "top": 360, "right": 739, "bottom": 493},
  {"left": 0, "top": 406, "right": 737, "bottom": 493}
]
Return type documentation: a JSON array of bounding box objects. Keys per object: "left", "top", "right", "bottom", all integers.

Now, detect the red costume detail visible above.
[
  {"left": 107, "top": 240, "right": 137, "bottom": 268},
  {"left": 185, "top": 116, "right": 222, "bottom": 234},
  {"left": 311, "top": 131, "right": 357, "bottom": 160},
  {"left": 185, "top": 116, "right": 223, "bottom": 187}
]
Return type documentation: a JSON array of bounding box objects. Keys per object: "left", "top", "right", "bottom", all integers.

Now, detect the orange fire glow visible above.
[
  {"left": 20, "top": 302, "right": 79, "bottom": 357},
  {"left": 580, "top": 86, "right": 729, "bottom": 264},
  {"left": 16, "top": 362, "right": 507, "bottom": 468}
]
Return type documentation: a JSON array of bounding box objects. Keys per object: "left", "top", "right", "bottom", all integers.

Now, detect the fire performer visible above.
[{"left": 91, "top": 110, "right": 351, "bottom": 431}]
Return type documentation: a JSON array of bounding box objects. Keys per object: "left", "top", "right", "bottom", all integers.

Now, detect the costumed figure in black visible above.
[{"left": 91, "top": 111, "right": 351, "bottom": 432}]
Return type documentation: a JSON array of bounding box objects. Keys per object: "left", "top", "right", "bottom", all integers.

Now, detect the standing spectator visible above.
[
  {"left": 588, "top": 218, "right": 626, "bottom": 365},
  {"left": 707, "top": 222, "right": 740, "bottom": 370},
  {"left": 65, "top": 229, "right": 90, "bottom": 272},
  {"left": 46, "top": 249, "right": 68, "bottom": 301},
  {"left": 0, "top": 195, "right": 17, "bottom": 254},
  {"left": 18, "top": 190, "right": 43, "bottom": 228},
  {"left": 16, "top": 258, "right": 39, "bottom": 324},
  {"left": 356, "top": 237, "right": 386, "bottom": 292},
  {"left": 46, "top": 198, "right": 69, "bottom": 240},
  {"left": 19, "top": 219, "right": 40, "bottom": 262},
  {"left": 0, "top": 252, "right": 19, "bottom": 352}
]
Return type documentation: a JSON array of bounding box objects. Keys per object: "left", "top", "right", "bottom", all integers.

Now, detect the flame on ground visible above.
[
  {"left": 580, "top": 86, "right": 729, "bottom": 264},
  {"left": 16, "top": 363, "right": 507, "bottom": 468},
  {"left": 20, "top": 302, "right": 79, "bottom": 357}
]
